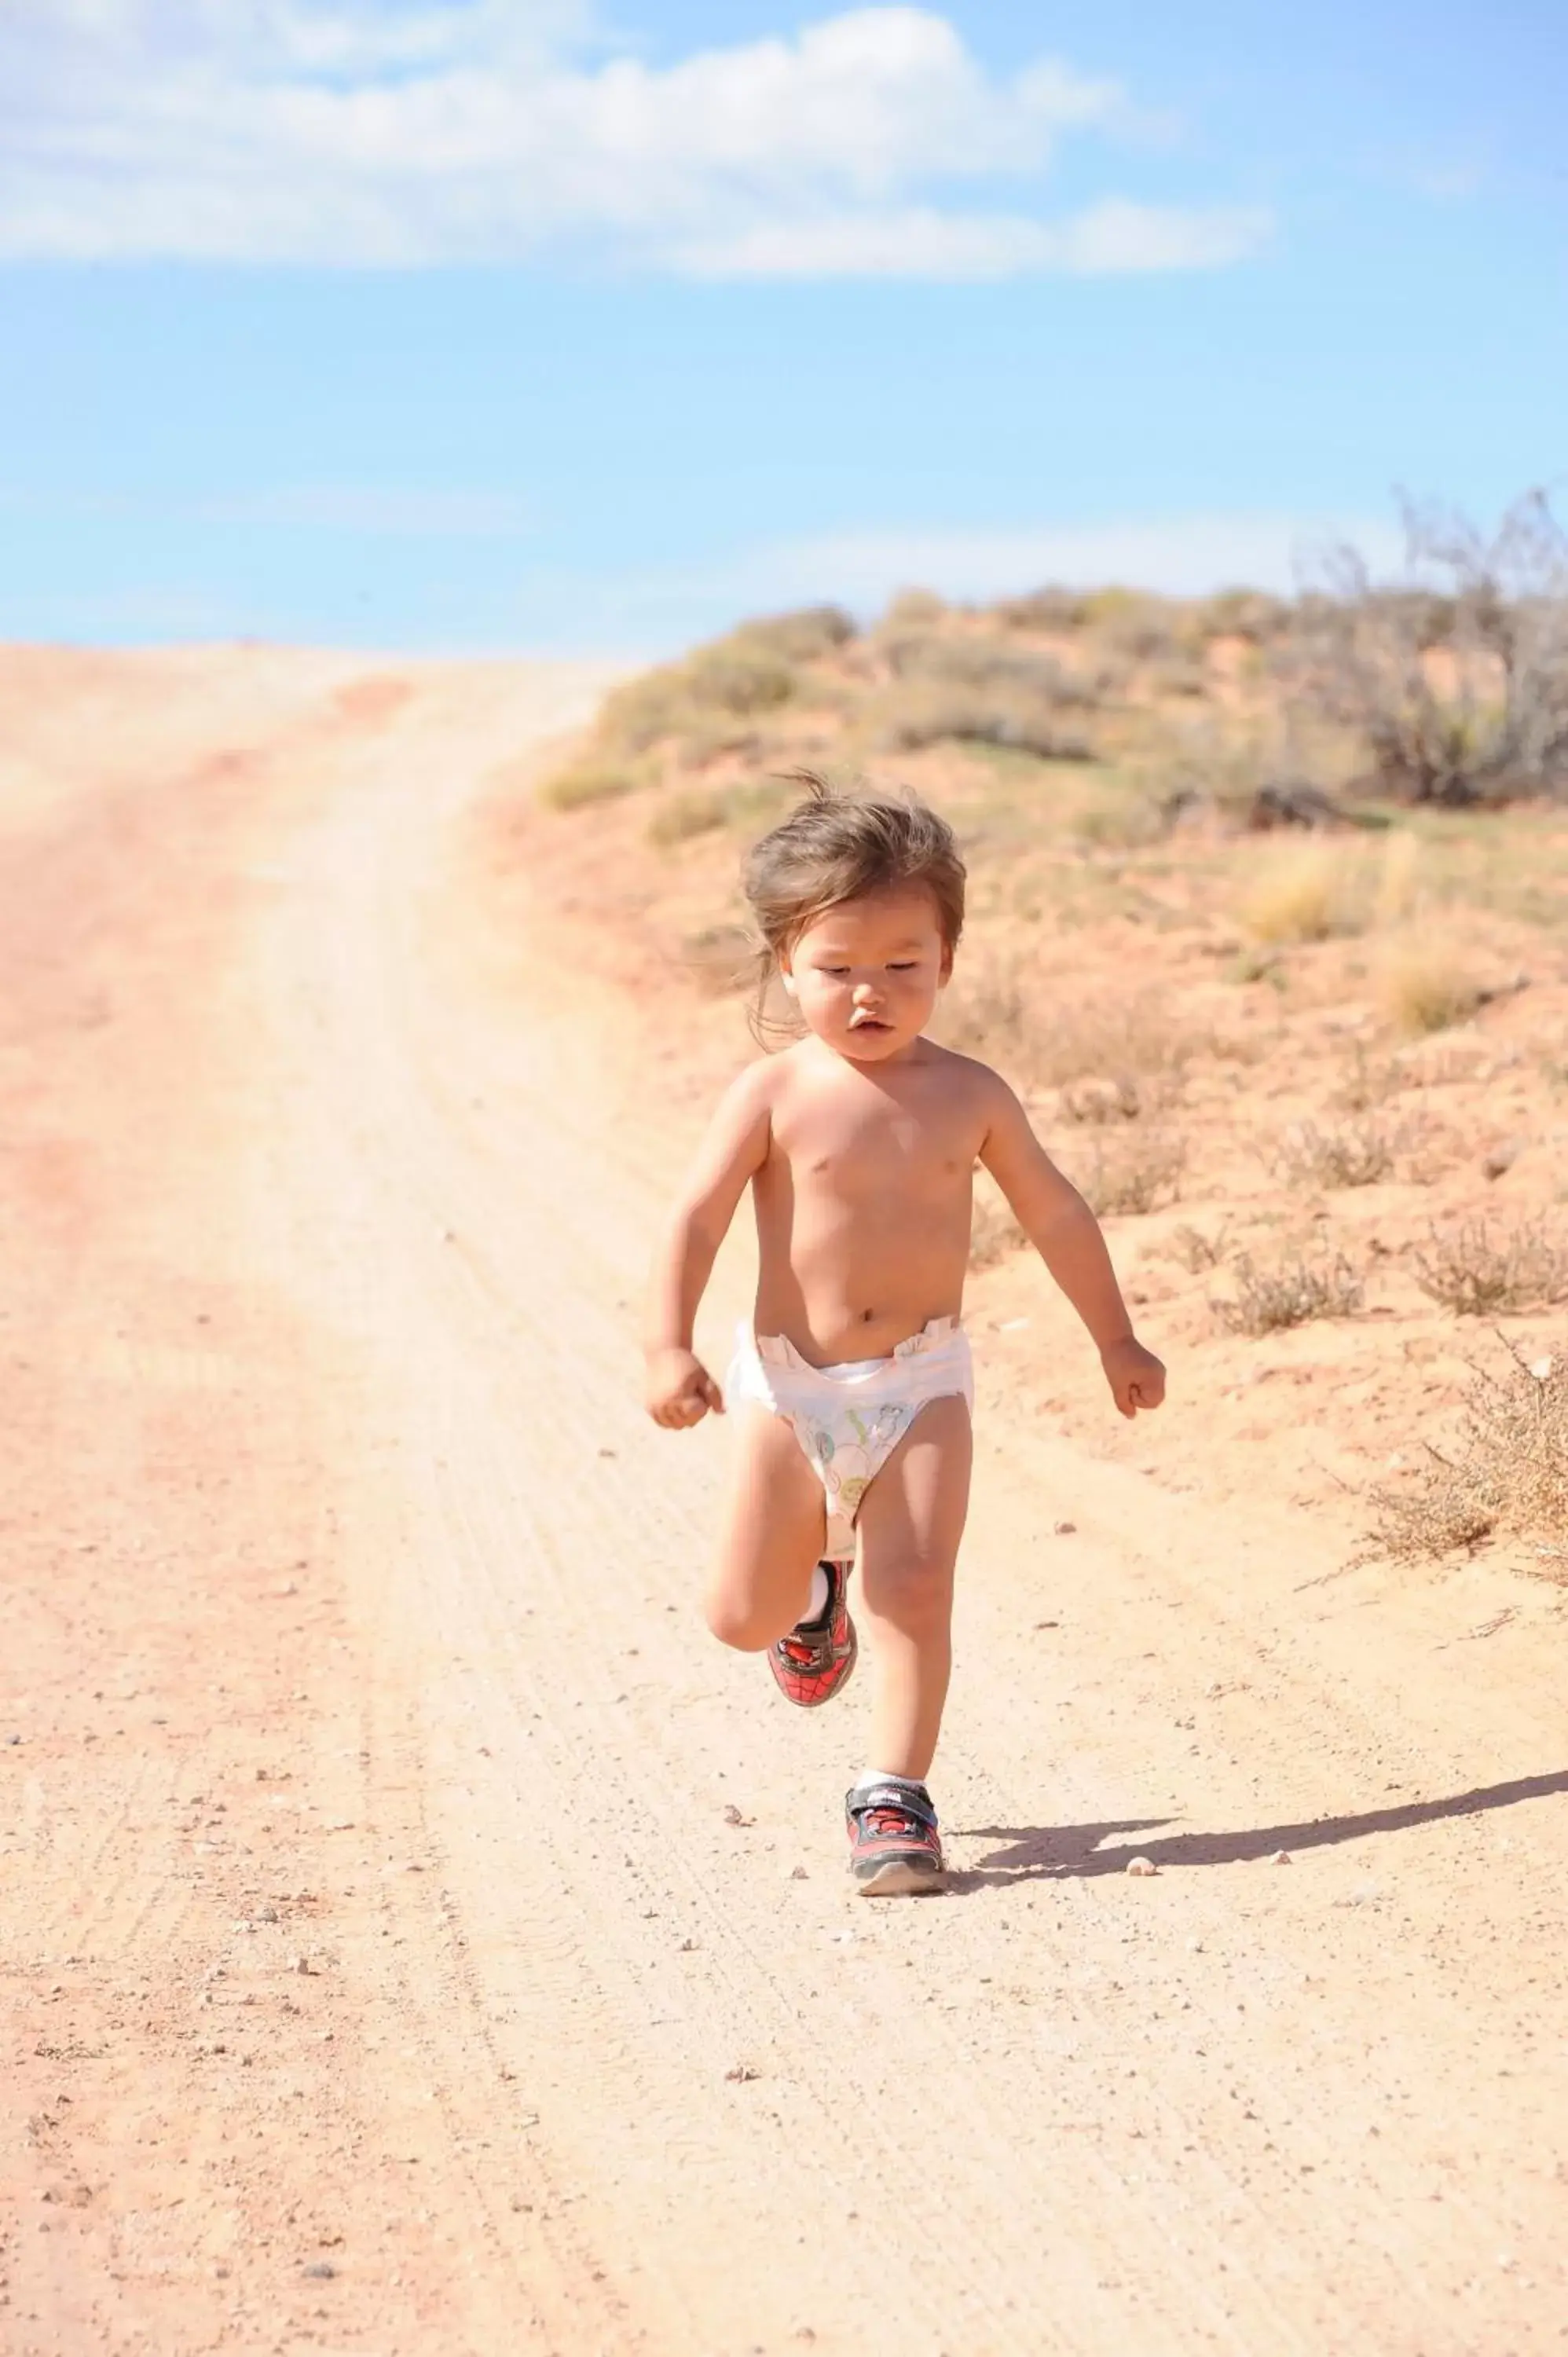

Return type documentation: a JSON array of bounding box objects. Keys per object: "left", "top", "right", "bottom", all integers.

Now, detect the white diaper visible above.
[{"left": 725, "top": 1316, "right": 973, "bottom": 1560}]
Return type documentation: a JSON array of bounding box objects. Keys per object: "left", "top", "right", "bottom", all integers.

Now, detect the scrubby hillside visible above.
[{"left": 502, "top": 531, "right": 1568, "bottom": 1571}]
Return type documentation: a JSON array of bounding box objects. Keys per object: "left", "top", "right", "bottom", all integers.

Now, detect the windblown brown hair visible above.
[{"left": 741, "top": 772, "right": 965, "bottom": 1038}]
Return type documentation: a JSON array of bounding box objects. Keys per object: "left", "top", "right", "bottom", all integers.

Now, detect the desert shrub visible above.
[
  {"left": 885, "top": 587, "right": 947, "bottom": 628},
  {"left": 1377, "top": 937, "right": 1483, "bottom": 1036},
  {"left": 1413, "top": 1219, "right": 1568, "bottom": 1316},
  {"left": 884, "top": 632, "right": 1083, "bottom": 699},
  {"left": 1078, "top": 1131, "right": 1187, "bottom": 1217},
  {"left": 1270, "top": 1118, "right": 1397, "bottom": 1189},
  {"left": 995, "top": 586, "right": 1092, "bottom": 632},
  {"left": 1146, "top": 652, "right": 1209, "bottom": 700},
  {"left": 879, "top": 681, "right": 1094, "bottom": 762},
  {"left": 676, "top": 714, "right": 763, "bottom": 769},
  {"left": 1080, "top": 588, "right": 1180, "bottom": 662},
  {"left": 539, "top": 758, "right": 644, "bottom": 811},
  {"left": 1192, "top": 589, "right": 1291, "bottom": 644},
  {"left": 1239, "top": 841, "right": 1367, "bottom": 944},
  {"left": 648, "top": 786, "right": 729, "bottom": 848},
  {"left": 683, "top": 640, "right": 798, "bottom": 717},
  {"left": 942, "top": 974, "right": 1194, "bottom": 1098},
  {"left": 1212, "top": 1248, "right": 1365, "bottom": 1335},
  {"left": 1058, "top": 1075, "right": 1144, "bottom": 1125},
  {"left": 728, "top": 605, "right": 856, "bottom": 664},
  {"left": 598, "top": 667, "right": 698, "bottom": 753},
  {"left": 1068, "top": 796, "right": 1167, "bottom": 851},
  {"left": 1167, "top": 1220, "right": 1233, "bottom": 1273},
  {"left": 1331, "top": 1043, "right": 1408, "bottom": 1113},
  {"left": 1286, "top": 489, "right": 1568, "bottom": 805},
  {"left": 1368, "top": 1338, "right": 1566, "bottom": 1563}
]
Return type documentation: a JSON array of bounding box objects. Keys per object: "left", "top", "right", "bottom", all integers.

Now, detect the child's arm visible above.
[
  {"left": 643, "top": 1064, "right": 773, "bottom": 1429},
  {"left": 978, "top": 1078, "right": 1167, "bottom": 1419}
]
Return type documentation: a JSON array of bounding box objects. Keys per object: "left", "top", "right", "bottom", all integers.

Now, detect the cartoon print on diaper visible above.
[{"left": 806, "top": 1403, "right": 914, "bottom": 1520}]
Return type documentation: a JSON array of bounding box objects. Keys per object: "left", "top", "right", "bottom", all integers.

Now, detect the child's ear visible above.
[
  {"left": 937, "top": 942, "right": 954, "bottom": 986},
  {"left": 779, "top": 959, "right": 798, "bottom": 999}
]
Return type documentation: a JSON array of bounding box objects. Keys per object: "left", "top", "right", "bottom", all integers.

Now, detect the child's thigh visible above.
[
  {"left": 856, "top": 1394, "right": 973, "bottom": 1586},
  {"left": 709, "top": 1405, "right": 826, "bottom": 1633}
]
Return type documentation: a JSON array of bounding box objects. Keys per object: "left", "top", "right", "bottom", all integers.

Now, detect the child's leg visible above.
[
  {"left": 705, "top": 1405, "right": 827, "bottom": 1651},
  {"left": 853, "top": 1394, "right": 973, "bottom": 1781}
]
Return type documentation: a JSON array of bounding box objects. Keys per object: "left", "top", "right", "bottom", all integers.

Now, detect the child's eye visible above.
[
  {"left": 888, "top": 962, "right": 917, "bottom": 972},
  {"left": 822, "top": 965, "right": 852, "bottom": 977}
]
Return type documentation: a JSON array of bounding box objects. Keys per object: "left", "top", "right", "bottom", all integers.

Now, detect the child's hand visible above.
[
  {"left": 1101, "top": 1335, "right": 1167, "bottom": 1419},
  {"left": 646, "top": 1347, "right": 724, "bottom": 1429}
]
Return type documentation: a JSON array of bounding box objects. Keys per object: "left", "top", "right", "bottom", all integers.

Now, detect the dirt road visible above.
[{"left": 3, "top": 650, "right": 1566, "bottom": 2357}]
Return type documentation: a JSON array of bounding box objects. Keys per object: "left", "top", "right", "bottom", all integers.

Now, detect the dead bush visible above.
[
  {"left": 941, "top": 973, "right": 1195, "bottom": 1100},
  {"left": 1288, "top": 489, "right": 1568, "bottom": 805},
  {"left": 1368, "top": 1337, "right": 1566, "bottom": 1563},
  {"left": 680, "top": 923, "right": 758, "bottom": 996},
  {"left": 1212, "top": 1248, "right": 1365, "bottom": 1335},
  {"left": 1413, "top": 1219, "right": 1568, "bottom": 1317},
  {"left": 1167, "top": 1220, "right": 1233, "bottom": 1273},
  {"left": 1078, "top": 1131, "right": 1187, "bottom": 1218},
  {"left": 1270, "top": 1119, "right": 1397, "bottom": 1189}
]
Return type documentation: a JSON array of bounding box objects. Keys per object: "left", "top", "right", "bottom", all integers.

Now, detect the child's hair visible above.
[{"left": 741, "top": 772, "right": 965, "bottom": 1036}]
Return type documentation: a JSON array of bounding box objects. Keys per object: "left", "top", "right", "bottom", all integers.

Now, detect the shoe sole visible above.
[{"left": 852, "top": 1856, "right": 946, "bottom": 1897}]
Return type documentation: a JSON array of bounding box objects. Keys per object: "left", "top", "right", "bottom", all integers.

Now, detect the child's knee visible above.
[
  {"left": 705, "top": 1589, "right": 775, "bottom": 1651},
  {"left": 865, "top": 1550, "right": 952, "bottom": 1637}
]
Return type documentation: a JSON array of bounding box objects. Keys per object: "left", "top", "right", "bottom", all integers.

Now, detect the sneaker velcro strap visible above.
[{"left": 848, "top": 1781, "right": 937, "bottom": 1830}]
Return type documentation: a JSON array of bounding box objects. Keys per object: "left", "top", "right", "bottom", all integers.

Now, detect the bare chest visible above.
[{"left": 769, "top": 1094, "right": 972, "bottom": 1205}]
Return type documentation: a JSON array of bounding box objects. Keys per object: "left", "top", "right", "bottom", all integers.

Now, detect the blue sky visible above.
[{"left": 1, "top": 2, "right": 1563, "bottom": 652}]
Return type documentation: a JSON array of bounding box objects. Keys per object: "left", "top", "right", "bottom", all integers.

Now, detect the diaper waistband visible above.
[{"left": 751, "top": 1315, "right": 965, "bottom": 1379}]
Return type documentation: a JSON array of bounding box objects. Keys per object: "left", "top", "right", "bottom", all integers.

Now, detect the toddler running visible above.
[{"left": 644, "top": 778, "right": 1165, "bottom": 1893}]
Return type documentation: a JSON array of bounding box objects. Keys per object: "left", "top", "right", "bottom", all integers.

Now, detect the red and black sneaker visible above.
[
  {"left": 767, "top": 1559, "right": 857, "bottom": 1709},
  {"left": 845, "top": 1778, "right": 945, "bottom": 1896}
]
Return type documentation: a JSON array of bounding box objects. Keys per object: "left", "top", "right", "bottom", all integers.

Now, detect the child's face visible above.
[{"left": 781, "top": 885, "right": 952, "bottom": 1064}]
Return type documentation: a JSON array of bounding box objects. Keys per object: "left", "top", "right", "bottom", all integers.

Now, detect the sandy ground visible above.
[{"left": 3, "top": 648, "right": 1566, "bottom": 2357}]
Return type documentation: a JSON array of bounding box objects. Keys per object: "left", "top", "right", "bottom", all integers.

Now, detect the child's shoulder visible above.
[{"left": 919, "top": 1036, "right": 1016, "bottom": 1102}]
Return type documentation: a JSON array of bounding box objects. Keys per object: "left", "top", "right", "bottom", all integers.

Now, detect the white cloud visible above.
[
  {"left": 0, "top": 4, "right": 1269, "bottom": 277},
  {"left": 671, "top": 199, "right": 1271, "bottom": 281}
]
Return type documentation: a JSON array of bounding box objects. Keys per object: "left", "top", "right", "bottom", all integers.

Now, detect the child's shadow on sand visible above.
[{"left": 947, "top": 1767, "right": 1568, "bottom": 1892}]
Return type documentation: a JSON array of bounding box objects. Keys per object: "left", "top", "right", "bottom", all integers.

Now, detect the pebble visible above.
[
  {"left": 302, "top": 2260, "right": 337, "bottom": 2280},
  {"left": 293, "top": 1955, "right": 314, "bottom": 1976},
  {"left": 1269, "top": 1849, "right": 1292, "bottom": 1866},
  {"left": 722, "top": 1804, "right": 754, "bottom": 1827},
  {"left": 1127, "top": 1856, "right": 1159, "bottom": 1878},
  {"left": 789, "top": 1865, "right": 809, "bottom": 1881},
  {"left": 1053, "top": 1520, "right": 1077, "bottom": 1537}
]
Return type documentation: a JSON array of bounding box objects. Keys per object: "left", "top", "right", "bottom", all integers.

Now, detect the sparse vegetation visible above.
[
  {"left": 1288, "top": 489, "right": 1568, "bottom": 807},
  {"left": 1413, "top": 1219, "right": 1568, "bottom": 1317},
  {"left": 519, "top": 505, "right": 1568, "bottom": 1585},
  {"left": 1212, "top": 1248, "right": 1365, "bottom": 1335},
  {"left": 1377, "top": 937, "right": 1484, "bottom": 1036},
  {"left": 1078, "top": 1131, "right": 1187, "bottom": 1218},
  {"left": 970, "top": 1188, "right": 1026, "bottom": 1268},
  {"left": 1271, "top": 1118, "right": 1397, "bottom": 1189},
  {"left": 1240, "top": 842, "right": 1365, "bottom": 945},
  {"left": 538, "top": 757, "right": 645, "bottom": 810},
  {"left": 1368, "top": 1337, "right": 1566, "bottom": 1563}
]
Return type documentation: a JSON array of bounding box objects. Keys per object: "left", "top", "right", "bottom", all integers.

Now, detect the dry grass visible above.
[
  {"left": 1377, "top": 937, "right": 1484, "bottom": 1035},
  {"left": 940, "top": 970, "right": 1196, "bottom": 1102},
  {"left": 648, "top": 786, "right": 729, "bottom": 848},
  {"left": 1166, "top": 1219, "right": 1233, "bottom": 1272},
  {"left": 1077, "top": 1131, "right": 1187, "bottom": 1218},
  {"left": 1239, "top": 842, "right": 1366, "bottom": 945},
  {"left": 1270, "top": 1118, "right": 1398, "bottom": 1189},
  {"left": 1212, "top": 1248, "right": 1365, "bottom": 1335},
  {"left": 538, "top": 757, "right": 645, "bottom": 811},
  {"left": 1368, "top": 1337, "right": 1566, "bottom": 1563},
  {"left": 1413, "top": 1218, "right": 1568, "bottom": 1316}
]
